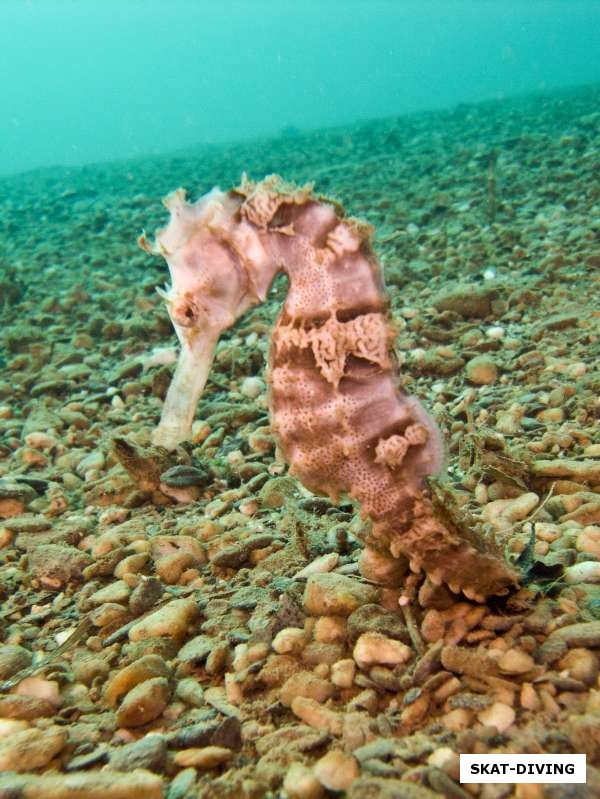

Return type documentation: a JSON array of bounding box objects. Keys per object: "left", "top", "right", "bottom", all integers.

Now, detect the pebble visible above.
[
  {"left": 348, "top": 777, "right": 440, "bottom": 798},
  {"left": 0, "top": 694, "right": 56, "bottom": 720},
  {"left": 330, "top": 661, "right": 356, "bottom": 691},
  {"left": 174, "top": 745, "right": 233, "bottom": 769},
  {"left": 272, "top": 627, "right": 307, "bottom": 655},
  {"left": 29, "top": 544, "right": 92, "bottom": 589},
  {"left": 347, "top": 604, "right": 409, "bottom": 644},
  {"left": 104, "top": 655, "right": 171, "bottom": 707},
  {"left": 128, "top": 597, "right": 198, "bottom": 642},
  {"left": 76, "top": 450, "right": 105, "bottom": 477},
  {"left": 558, "top": 648, "right": 599, "bottom": 686},
  {"left": 280, "top": 671, "right": 335, "bottom": 708},
  {"left": 293, "top": 552, "right": 339, "bottom": 579},
  {"left": 482, "top": 492, "right": 539, "bottom": 531},
  {"left": 0, "top": 645, "right": 32, "bottom": 681},
  {"left": 313, "top": 616, "right": 347, "bottom": 644},
  {"left": 0, "top": 769, "right": 163, "bottom": 798},
  {"left": 576, "top": 527, "right": 600, "bottom": 557},
  {"left": 0, "top": 726, "right": 66, "bottom": 771},
  {"left": 497, "top": 648, "right": 535, "bottom": 675},
  {"left": 477, "top": 701, "right": 516, "bottom": 733},
  {"left": 167, "top": 768, "right": 197, "bottom": 799},
  {"left": 548, "top": 621, "right": 600, "bottom": 648},
  {"left": 465, "top": 355, "right": 498, "bottom": 385},
  {"left": 531, "top": 459, "right": 600, "bottom": 484},
  {"left": 283, "top": 763, "right": 325, "bottom": 799},
  {"left": 116, "top": 676, "right": 171, "bottom": 727},
  {"left": 441, "top": 645, "right": 498, "bottom": 677},
  {"left": 565, "top": 562, "right": 600, "bottom": 584},
  {"left": 290, "top": 697, "right": 343, "bottom": 735},
  {"left": 88, "top": 580, "right": 131, "bottom": 606},
  {"left": 240, "top": 376, "right": 265, "bottom": 398},
  {"left": 353, "top": 632, "right": 412, "bottom": 668},
  {"left": 314, "top": 749, "right": 360, "bottom": 792},
  {"left": 175, "top": 678, "right": 205, "bottom": 708},
  {"left": 428, "top": 746, "right": 460, "bottom": 780},
  {"left": 109, "top": 734, "right": 167, "bottom": 772},
  {"left": 303, "top": 573, "right": 379, "bottom": 617}
]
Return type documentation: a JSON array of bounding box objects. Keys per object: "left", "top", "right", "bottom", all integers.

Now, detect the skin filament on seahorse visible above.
[{"left": 140, "top": 174, "right": 519, "bottom": 602}]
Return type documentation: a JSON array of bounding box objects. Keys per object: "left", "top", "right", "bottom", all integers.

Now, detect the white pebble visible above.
[
  {"left": 272, "top": 627, "right": 306, "bottom": 655},
  {"left": 293, "top": 553, "right": 339, "bottom": 579},
  {"left": 240, "top": 377, "right": 265, "bottom": 399},
  {"left": 353, "top": 632, "right": 412, "bottom": 668},
  {"left": 565, "top": 562, "right": 600, "bottom": 584},
  {"left": 477, "top": 701, "right": 515, "bottom": 733},
  {"left": 486, "top": 325, "right": 505, "bottom": 339}
]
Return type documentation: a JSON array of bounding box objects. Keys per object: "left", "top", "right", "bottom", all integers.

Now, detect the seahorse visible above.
[{"left": 139, "top": 175, "right": 519, "bottom": 602}]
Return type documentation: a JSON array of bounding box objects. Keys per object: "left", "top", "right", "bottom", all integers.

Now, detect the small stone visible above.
[
  {"left": 90, "top": 602, "right": 129, "bottom": 628},
  {"left": 353, "top": 632, "right": 412, "bottom": 669},
  {"left": 129, "top": 597, "right": 198, "bottom": 642},
  {"left": 283, "top": 763, "right": 325, "bottom": 799},
  {"left": 0, "top": 482, "right": 36, "bottom": 518},
  {"left": 497, "top": 648, "right": 535, "bottom": 675},
  {"left": 14, "top": 676, "right": 60, "bottom": 706},
  {"left": 174, "top": 745, "right": 232, "bottom": 769},
  {"left": 313, "top": 616, "right": 347, "bottom": 644},
  {"left": 0, "top": 726, "right": 66, "bottom": 771},
  {"left": 280, "top": 671, "right": 335, "bottom": 708},
  {"left": 331, "top": 659, "right": 356, "bottom": 688},
  {"left": 441, "top": 645, "right": 498, "bottom": 677},
  {"left": 347, "top": 604, "right": 409, "bottom": 644},
  {"left": 29, "top": 544, "right": 91, "bottom": 589},
  {"left": 272, "top": 627, "right": 306, "bottom": 655},
  {"left": 240, "top": 376, "right": 265, "bottom": 399},
  {"left": 293, "top": 553, "right": 339, "bottom": 579},
  {"left": 428, "top": 746, "right": 460, "bottom": 780},
  {"left": 129, "top": 576, "right": 164, "bottom": 616},
  {"left": 175, "top": 678, "right": 205, "bottom": 708},
  {"left": 0, "top": 645, "right": 32, "bottom": 681},
  {"left": 358, "top": 545, "right": 408, "bottom": 585},
  {"left": 0, "top": 695, "right": 56, "bottom": 720},
  {"left": 167, "top": 768, "right": 197, "bottom": 799},
  {"left": 520, "top": 683, "right": 540, "bottom": 711},
  {"left": 0, "top": 770, "right": 163, "bottom": 798},
  {"left": 177, "top": 635, "right": 214, "bottom": 668},
  {"left": 104, "top": 655, "right": 171, "bottom": 707},
  {"left": 72, "top": 655, "right": 110, "bottom": 686},
  {"left": 548, "top": 621, "right": 600, "bottom": 648},
  {"left": 291, "top": 697, "right": 343, "bottom": 735},
  {"left": 109, "top": 734, "right": 167, "bottom": 772},
  {"left": 558, "top": 648, "right": 599, "bottom": 686},
  {"left": 116, "top": 677, "right": 171, "bottom": 728},
  {"left": 314, "top": 749, "right": 359, "bottom": 792},
  {"left": 465, "top": 355, "right": 498, "bottom": 385},
  {"left": 88, "top": 580, "right": 131, "bottom": 606},
  {"left": 482, "top": 493, "right": 539, "bottom": 532},
  {"left": 565, "top": 562, "right": 600, "bottom": 584},
  {"left": 576, "top": 527, "right": 600, "bottom": 558},
  {"left": 76, "top": 450, "right": 105, "bottom": 477},
  {"left": 569, "top": 714, "right": 600, "bottom": 760},
  {"left": 303, "top": 573, "right": 379, "bottom": 617},
  {"left": 477, "top": 701, "right": 515, "bottom": 733},
  {"left": 348, "top": 777, "right": 440, "bottom": 798},
  {"left": 442, "top": 708, "right": 474, "bottom": 732}
]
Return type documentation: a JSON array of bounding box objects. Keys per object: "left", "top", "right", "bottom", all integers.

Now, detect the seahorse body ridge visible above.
[{"left": 141, "top": 174, "right": 519, "bottom": 602}]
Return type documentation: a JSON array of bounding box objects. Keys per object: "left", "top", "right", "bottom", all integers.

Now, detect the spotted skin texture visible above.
[{"left": 144, "top": 175, "right": 519, "bottom": 602}]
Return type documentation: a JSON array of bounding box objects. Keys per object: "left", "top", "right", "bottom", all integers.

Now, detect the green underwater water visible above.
[{"left": 1, "top": 0, "right": 600, "bottom": 178}]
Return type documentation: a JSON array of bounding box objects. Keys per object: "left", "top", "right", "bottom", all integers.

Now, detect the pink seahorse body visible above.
[{"left": 140, "top": 175, "right": 519, "bottom": 602}]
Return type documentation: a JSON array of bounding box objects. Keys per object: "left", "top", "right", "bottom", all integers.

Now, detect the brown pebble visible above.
[
  {"left": 116, "top": 677, "right": 171, "bottom": 728},
  {"left": 174, "top": 745, "right": 232, "bottom": 769}
]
